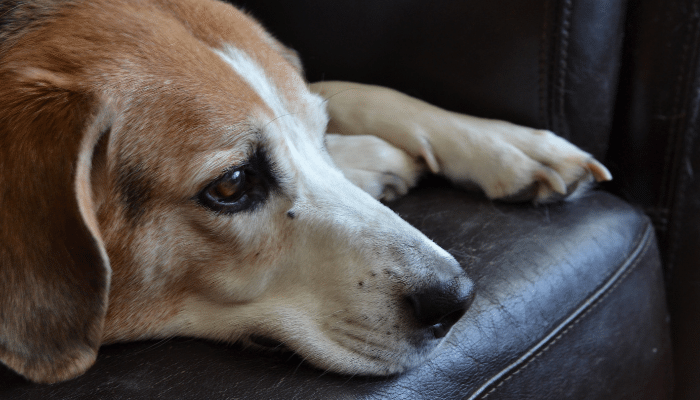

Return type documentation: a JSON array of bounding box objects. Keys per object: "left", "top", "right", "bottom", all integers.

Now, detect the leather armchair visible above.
[{"left": 1, "top": 0, "right": 684, "bottom": 398}]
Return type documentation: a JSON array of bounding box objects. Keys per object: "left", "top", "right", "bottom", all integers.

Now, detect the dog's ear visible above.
[{"left": 0, "top": 68, "right": 112, "bottom": 383}]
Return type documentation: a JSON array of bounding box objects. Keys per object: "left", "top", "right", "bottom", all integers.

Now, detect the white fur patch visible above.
[
  {"left": 214, "top": 45, "right": 289, "bottom": 120},
  {"left": 213, "top": 45, "right": 328, "bottom": 147}
]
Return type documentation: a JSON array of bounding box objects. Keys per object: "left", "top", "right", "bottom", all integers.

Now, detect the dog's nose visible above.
[{"left": 406, "top": 277, "right": 475, "bottom": 338}]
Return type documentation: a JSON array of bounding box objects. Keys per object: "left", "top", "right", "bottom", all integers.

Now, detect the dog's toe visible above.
[{"left": 325, "top": 134, "right": 424, "bottom": 201}]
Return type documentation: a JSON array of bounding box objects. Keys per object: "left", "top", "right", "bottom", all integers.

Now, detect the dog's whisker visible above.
[
  {"left": 133, "top": 337, "right": 176, "bottom": 354},
  {"left": 292, "top": 352, "right": 313, "bottom": 375},
  {"left": 1, "top": 0, "right": 610, "bottom": 384},
  {"left": 261, "top": 111, "right": 303, "bottom": 131},
  {"left": 318, "top": 87, "right": 360, "bottom": 104},
  {"left": 360, "top": 319, "right": 394, "bottom": 356},
  {"left": 0, "top": 1, "right": 29, "bottom": 22}
]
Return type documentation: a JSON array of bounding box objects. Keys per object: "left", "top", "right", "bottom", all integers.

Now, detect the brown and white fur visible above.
[{"left": 0, "top": 0, "right": 611, "bottom": 384}]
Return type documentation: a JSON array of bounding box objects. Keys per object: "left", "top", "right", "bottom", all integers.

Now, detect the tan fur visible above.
[
  {"left": 0, "top": 0, "right": 609, "bottom": 384},
  {"left": 0, "top": 0, "right": 311, "bottom": 381},
  {"left": 1, "top": 0, "right": 466, "bottom": 382}
]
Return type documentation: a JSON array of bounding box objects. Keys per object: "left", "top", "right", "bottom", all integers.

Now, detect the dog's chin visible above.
[{"left": 244, "top": 329, "right": 443, "bottom": 376}]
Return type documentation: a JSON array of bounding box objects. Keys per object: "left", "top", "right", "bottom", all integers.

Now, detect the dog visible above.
[{"left": 0, "top": 0, "right": 611, "bottom": 384}]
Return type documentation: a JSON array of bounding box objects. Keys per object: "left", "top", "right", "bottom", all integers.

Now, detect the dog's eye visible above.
[
  {"left": 209, "top": 170, "right": 245, "bottom": 202},
  {"left": 198, "top": 168, "right": 257, "bottom": 213},
  {"left": 196, "top": 148, "right": 278, "bottom": 214}
]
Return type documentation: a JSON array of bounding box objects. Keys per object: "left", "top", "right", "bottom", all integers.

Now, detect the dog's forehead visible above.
[
  {"left": 111, "top": 53, "right": 327, "bottom": 196},
  {"left": 99, "top": 0, "right": 327, "bottom": 192}
]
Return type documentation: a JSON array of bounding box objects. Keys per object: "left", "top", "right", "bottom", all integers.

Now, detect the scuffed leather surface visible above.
[
  {"left": 234, "top": 0, "right": 627, "bottom": 160},
  {"left": 469, "top": 230, "right": 672, "bottom": 400},
  {"left": 0, "top": 185, "right": 672, "bottom": 399},
  {"left": 608, "top": 0, "right": 700, "bottom": 397}
]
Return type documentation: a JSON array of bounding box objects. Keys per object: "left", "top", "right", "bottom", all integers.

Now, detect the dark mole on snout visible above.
[{"left": 287, "top": 210, "right": 295, "bottom": 219}]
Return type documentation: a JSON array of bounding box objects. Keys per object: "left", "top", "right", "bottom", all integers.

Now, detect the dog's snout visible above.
[{"left": 406, "top": 277, "right": 475, "bottom": 339}]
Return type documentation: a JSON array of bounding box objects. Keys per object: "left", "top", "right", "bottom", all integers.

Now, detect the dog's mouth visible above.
[{"left": 243, "top": 319, "right": 454, "bottom": 376}]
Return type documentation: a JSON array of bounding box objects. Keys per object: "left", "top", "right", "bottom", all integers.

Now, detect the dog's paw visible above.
[
  {"left": 431, "top": 120, "right": 612, "bottom": 203},
  {"left": 311, "top": 82, "right": 610, "bottom": 203},
  {"left": 484, "top": 140, "right": 610, "bottom": 204},
  {"left": 325, "top": 134, "right": 423, "bottom": 201}
]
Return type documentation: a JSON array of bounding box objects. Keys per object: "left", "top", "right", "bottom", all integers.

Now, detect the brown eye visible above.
[
  {"left": 196, "top": 148, "right": 277, "bottom": 214},
  {"left": 209, "top": 169, "right": 245, "bottom": 202},
  {"left": 198, "top": 168, "right": 252, "bottom": 213}
]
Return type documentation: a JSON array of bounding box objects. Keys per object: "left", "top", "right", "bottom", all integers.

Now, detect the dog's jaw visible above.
[
  {"left": 145, "top": 117, "right": 470, "bottom": 374},
  {"left": 162, "top": 130, "right": 471, "bottom": 374},
  {"left": 0, "top": 0, "right": 473, "bottom": 380},
  {"left": 90, "top": 2, "right": 472, "bottom": 375}
]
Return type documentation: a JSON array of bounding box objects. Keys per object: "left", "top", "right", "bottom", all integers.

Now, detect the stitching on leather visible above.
[
  {"left": 659, "top": 19, "right": 685, "bottom": 217},
  {"left": 665, "top": 0, "right": 700, "bottom": 271},
  {"left": 659, "top": 0, "right": 694, "bottom": 206},
  {"left": 469, "top": 225, "right": 654, "bottom": 400},
  {"left": 554, "top": 0, "right": 572, "bottom": 138},
  {"left": 538, "top": 0, "right": 551, "bottom": 129},
  {"left": 477, "top": 228, "right": 652, "bottom": 399}
]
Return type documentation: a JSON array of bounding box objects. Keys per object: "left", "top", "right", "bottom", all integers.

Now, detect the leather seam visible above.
[
  {"left": 538, "top": 0, "right": 551, "bottom": 129},
  {"left": 468, "top": 225, "right": 654, "bottom": 400},
  {"left": 665, "top": 0, "right": 700, "bottom": 272},
  {"left": 659, "top": 0, "right": 694, "bottom": 205},
  {"left": 554, "top": 0, "right": 572, "bottom": 138}
]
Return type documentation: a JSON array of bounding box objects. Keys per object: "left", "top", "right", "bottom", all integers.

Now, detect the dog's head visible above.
[{"left": 0, "top": 0, "right": 473, "bottom": 383}]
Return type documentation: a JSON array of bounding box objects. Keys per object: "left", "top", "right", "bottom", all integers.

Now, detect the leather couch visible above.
[{"left": 1, "top": 0, "right": 686, "bottom": 398}]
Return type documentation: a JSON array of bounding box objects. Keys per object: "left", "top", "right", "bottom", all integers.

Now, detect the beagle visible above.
[{"left": 0, "top": 0, "right": 611, "bottom": 384}]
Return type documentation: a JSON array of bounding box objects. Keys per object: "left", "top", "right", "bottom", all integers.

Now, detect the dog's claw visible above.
[
  {"left": 535, "top": 166, "right": 567, "bottom": 195},
  {"left": 419, "top": 137, "right": 440, "bottom": 174},
  {"left": 587, "top": 158, "right": 612, "bottom": 182}
]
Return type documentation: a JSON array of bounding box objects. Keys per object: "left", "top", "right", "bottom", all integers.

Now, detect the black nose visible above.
[{"left": 406, "top": 278, "right": 475, "bottom": 338}]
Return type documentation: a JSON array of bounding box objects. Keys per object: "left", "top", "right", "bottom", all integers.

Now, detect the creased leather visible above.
[
  {"left": 470, "top": 226, "right": 671, "bottom": 400},
  {"left": 0, "top": 187, "right": 672, "bottom": 399},
  {"left": 0, "top": 0, "right": 676, "bottom": 397}
]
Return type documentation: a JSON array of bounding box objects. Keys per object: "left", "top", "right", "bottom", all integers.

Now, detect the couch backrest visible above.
[{"left": 236, "top": 0, "right": 627, "bottom": 161}]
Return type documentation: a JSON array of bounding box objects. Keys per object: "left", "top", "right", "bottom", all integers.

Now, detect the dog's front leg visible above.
[{"left": 310, "top": 81, "right": 611, "bottom": 203}]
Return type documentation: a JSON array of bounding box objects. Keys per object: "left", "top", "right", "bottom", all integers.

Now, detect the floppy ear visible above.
[{"left": 0, "top": 68, "right": 112, "bottom": 383}]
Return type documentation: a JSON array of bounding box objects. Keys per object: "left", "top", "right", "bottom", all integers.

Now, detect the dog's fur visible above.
[{"left": 0, "top": 0, "right": 611, "bottom": 384}]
